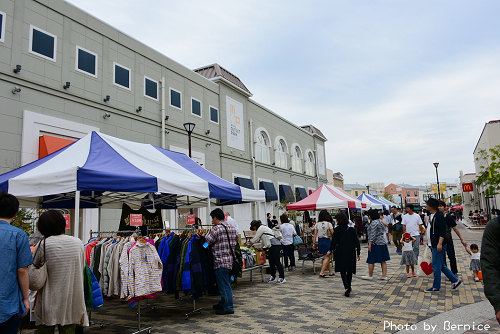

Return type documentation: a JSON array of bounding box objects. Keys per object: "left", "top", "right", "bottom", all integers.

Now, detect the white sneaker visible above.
[
  {"left": 379, "top": 276, "right": 389, "bottom": 280},
  {"left": 360, "top": 275, "right": 373, "bottom": 280},
  {"left": 267, "top": 276, "right": 276, "bottom": 283},
  {"left": 275, "top": 278, "right": 286, "bottom": 284}
]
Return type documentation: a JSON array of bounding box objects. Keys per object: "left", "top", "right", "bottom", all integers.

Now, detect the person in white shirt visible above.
[
  {"left": 279, "top": 214, "right": 297, "bottom": 271},
  {"left": 402, "top": 204, "right": 423, "bottom": 260},
  {"left": 383, "top": 210, "right": 392, "bottom": 245},
  {"left": 224, "top": 213, "right": 239, "bottom": 235}
]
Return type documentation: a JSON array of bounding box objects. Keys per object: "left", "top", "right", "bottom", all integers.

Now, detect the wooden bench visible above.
[
  {"left": 241, "top": 264, "right": 266, "bottom": 282},
  {"left": 243, "top": 230, "right": 256, "bottom": 243}
]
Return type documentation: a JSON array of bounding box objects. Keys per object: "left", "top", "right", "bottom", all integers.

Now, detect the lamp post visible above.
[
  {"left": 399, "top": 194, "right": 403, "bottom": 209},
  {"left": 183, "top": 122, "right": 195, "bottom": 158},
  {"left": 366, "top": 185, "right": 370, "bottom": 196},
  {"left": 433, "top": 162, "right": 441, "bottom": 200}
]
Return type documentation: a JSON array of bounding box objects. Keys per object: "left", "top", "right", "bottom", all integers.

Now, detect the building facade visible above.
[
  {"left": 0, "top": 0, "right": 328, "bottom": 238},
  {"left": 385, "top": 183, "right": 420, "bottom": 207},
  {"left": 473, "top": 120, "right": 500, "bottom": 213},
  {"left": 327, "top": 169, "right": 344, "bottom": 188},
  {"left": 344, "top": 183, "right": 368, "bottom": 198},
  {"left": 459, "top": 171, "right": 480, "bottom": 216}
]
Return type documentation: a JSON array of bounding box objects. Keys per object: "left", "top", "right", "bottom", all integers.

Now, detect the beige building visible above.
[
  {"left": 327, "top": 169, "right": 344, "bottom": 188},
  {"left": 344, "top": 183, "right": 368, "bottom": 197},
  {"left": 460, "top": 171, "right": 480, "bottom": 215},
  {"left": 473, "top": 120, "right": 500, "bottom": 213},
  {"left": 368, "top": 182, "right": 385, "bottom": 197}
]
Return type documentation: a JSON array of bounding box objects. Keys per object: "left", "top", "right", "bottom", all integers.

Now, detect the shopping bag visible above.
[
  {"left": 417, "top": 246, "right": 433, "bottom": 276},
  {"left": 478, "top": 271, "right": 483, "bottom": 280}
]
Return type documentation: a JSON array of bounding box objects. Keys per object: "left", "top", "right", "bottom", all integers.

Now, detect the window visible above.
[
  {"left": 209, "top": 106, "right": 219, "bottom": 124},
  {"left": 414, "top": 191, "right": 417, "bottom": 196},
  {"left": 0, "top": 11, "right": 5, "bottom": 43},
  {"left": 191, "top": 98, "right": 201, "bottom": 117},
  {"left": 29, "top": 25, "right": 57, "bottom": 61},
  {"left": 255, "top": 131, "right": 270, "bottom": 164},
  {"left": 275, "top": 139, "right": 287, "bottom": 169},
  {"left": 75, "top": 46, "right": 97, "bottom": 77},
  {"left": 406, "top": 191, "right": 410, "bottom": 196},
  {"left": 292, "top": 145, "right": 302, "bottom": 173},
  {"left": 305, "top": 151, "right": 315, "bottom": 176},
  {"left": 170, "top": 88, "right": 182, "bottom": 109},
  {"left": 391, "top": 188, "right": 393, "bottom": 191},
  {"left": 355, "top": 191, "right": 359, "bottom": 196},
  {"left": 113, "top": 62, "right": 131, "bottom": 90},
  {"left": 144, "top": 77, "right": 158, "bottom": 100}
]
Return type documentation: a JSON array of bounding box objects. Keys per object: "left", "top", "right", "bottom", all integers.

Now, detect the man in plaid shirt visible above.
[{"left": 206, "top": 208, "right": 238, "bottom": 315}]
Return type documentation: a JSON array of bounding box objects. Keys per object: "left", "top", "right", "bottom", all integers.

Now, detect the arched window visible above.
[
  {"left": 275, "top": 139, "right": 287, "bottom": 169},
  {"left": 255, "top": 131, "right": 270, "bottom": 164},
  {"left": 305, "top": 151, "right": 315, "bottom": 176},
  {"left": 292, "top": 145, "right": 302, "bottom": 173}
]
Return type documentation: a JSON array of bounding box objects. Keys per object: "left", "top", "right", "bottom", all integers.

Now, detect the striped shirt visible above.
[{"left": 367, "top": 219, "right": 388, "bottom": 245}]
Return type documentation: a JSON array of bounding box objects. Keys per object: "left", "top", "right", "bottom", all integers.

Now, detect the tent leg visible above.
[
  {"left": 74, "top": 191, "right": 80, "bottom": 239},
  {"left": 207, "top": 198, "right": 211, "bottom": 225}
]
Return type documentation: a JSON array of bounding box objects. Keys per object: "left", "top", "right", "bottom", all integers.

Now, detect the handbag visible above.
[
  {"left": 272, "top": 227, "right": 283, "bottom": 240},
  {"left": 29, "top": 239, "right": 47, "bottom": 291},
  {"left": 221, "top": 224, "right": 243, "bottom": 278},
  {"left": 293, "top": 235, "right": 303, "bottom": 247},
  {"left": 417, "top": 246, "right": 433, "bottom": 276}
]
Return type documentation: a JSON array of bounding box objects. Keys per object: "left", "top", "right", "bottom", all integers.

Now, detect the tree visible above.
[
  {"left": 452, "top": 194, "right": 462, "bottom": 205},
  {"left": 11, "top": 208, "right": 37, "bottom": 235},
  {"left": 383, "top": 192, "right": 395, "bottom": 203},
  {"left": 476, "top": 145, "right": 500, "bottom": 197}
]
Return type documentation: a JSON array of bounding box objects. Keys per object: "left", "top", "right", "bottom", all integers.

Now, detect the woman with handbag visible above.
[
  {"left": 31, "top": 210, "right": 88, "bottom": 333},
  {"left": 314, "top": 210, "right": 335, "bottom": 278},
  {"left": 329, "top": 212, "right": 360, "bottom": 297},
  {"left": 279, "top": 214, "right": 297, "bottom": 272},
  {"left": 247, "top": 220, "right": 286, "bottom": 284}
]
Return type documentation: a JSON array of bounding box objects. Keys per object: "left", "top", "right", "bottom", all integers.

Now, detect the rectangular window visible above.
[
  {"left": 29, "top": 25, "right": 57, "bottom": 61},
  {"left": 113, "top": 62, "right": 131, "bottom": 90},
  {"left": 414, "top": 191, "right": 417, "bottom": 196},
  {"left": 406, "top": 191, "right": 410, "bottom": 196},
  {"left": 170, "top": 88, "right": 182, "bottom": 109},
  {"left": 209, "top": 106, "right": 219, "bottom": 124},
  {"left": 144, "top": 77, "right": 158, "bottom": 100},
  {"left": 75, "top": 46, "right": 97, "bottom": 77},
  {"left": 0, "top": 11, "right": 5, "bottom": 43},
  {"left": 191, "top": 98, "right": 201, "bottom": 117}
]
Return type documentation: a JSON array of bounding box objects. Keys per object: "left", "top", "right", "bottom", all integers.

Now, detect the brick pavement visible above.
[{"left": 21, "top": 221, "right": 496, "bottom": 333}]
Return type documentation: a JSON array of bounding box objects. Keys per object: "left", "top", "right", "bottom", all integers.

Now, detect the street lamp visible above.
[
  {"left": 366, "top": 185, "right": 370, "bottom": 196},
  {"left": 183, "top": 122, "right": 195, "bottom": 158},
  {"left": 399, "top": 194, "right": 403, "bottom": 209},
  {"left": 433, "top": 162, "right": 441, "bottom": 200}
]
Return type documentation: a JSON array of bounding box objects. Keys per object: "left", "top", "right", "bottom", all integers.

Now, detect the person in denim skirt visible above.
[{"left": 361, "top": 209, "right": 390, "bottom": 280}]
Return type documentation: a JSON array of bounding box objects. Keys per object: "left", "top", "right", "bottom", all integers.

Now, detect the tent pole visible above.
[
  {"left": 207, "top": 198, "right": 211, "bottom": 224},
  {"left": 74, "top": 190, "right": 80, "bottom": 239}
]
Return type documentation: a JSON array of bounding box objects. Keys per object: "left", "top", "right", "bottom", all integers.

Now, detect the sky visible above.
[{"left": 66, "top": 0, "right": 500, "bottom": 186}]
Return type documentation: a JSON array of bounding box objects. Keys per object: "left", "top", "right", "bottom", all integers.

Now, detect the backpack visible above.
[{"left": 392, "top": 213, "right": 403, "bottom": 232}]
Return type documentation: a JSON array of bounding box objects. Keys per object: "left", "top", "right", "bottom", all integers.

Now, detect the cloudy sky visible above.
[{"left": 67, "top": 0, "right": 500, "bottom": 186}]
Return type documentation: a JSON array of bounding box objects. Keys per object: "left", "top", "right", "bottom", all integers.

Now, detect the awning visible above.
[
  {"left": 295, "top": 187, "right": 308, "bottom": 201},
  {"left": 39, "top": 135, "right": 75, "bottom": 159},
  {"left": 259, "top": 181, "right": 278, "bottom": 201},
  {"left": 279, "top": 184, "right": 295, "bottom": 203},
  {"left": 234, "top": 177, "right": 255, "bottom": 189},
  {"left": 286, "top": 184, "right": 369, "bottom": 211}
]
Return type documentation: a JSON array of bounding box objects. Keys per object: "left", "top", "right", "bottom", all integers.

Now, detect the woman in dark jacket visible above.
[{"left": 329, "top": 212, "right": 360, "bottom": 297}]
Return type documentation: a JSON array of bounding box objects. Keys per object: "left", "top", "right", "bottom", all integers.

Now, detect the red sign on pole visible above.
[
  {"left": 462, "top": 183, "right": 474, "bottom": 192},
  {"left": 224, "top": 212, "right": 229, "bottom": 221},
  {"left": 187, "top": 214, "right": 196, "bottom": 225},
  {"left": 130, "top": 214, "right": 143, "bottom": 226},
  {"left": 63, "top": 214, "right": 71, "bottom": 230}
]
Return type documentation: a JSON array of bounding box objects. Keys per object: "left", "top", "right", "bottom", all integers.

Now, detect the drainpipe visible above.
[
  {"left": 161, "top": 77, "right": 166, "bottom": 149},
  {"left": 249, "top": 118, "right": 257, "bottom": 219},
  {"left": 314, "top": 138, "right": 321, "bottom": 188}
]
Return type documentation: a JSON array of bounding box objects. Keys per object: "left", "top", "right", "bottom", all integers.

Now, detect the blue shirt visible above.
[{"left": 0, "top": 220, "right": 33, "bottom": 322}]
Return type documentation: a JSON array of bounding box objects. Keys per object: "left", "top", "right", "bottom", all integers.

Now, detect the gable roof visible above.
[
  {"left": 194, "top": 64, "right": 252, "bottom": 97},
  {"left": 300, "top": 125, "right": 327, "bottom": 141}
]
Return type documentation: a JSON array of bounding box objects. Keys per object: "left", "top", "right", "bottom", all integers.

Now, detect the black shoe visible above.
[
  {"left": 344, "top": 288, "right": 351, "bottom": 297},
  {"left": 215, "top": 309, "right": 234, "bottom": 315},
  {"left": 212, "top": 304, "right": 223, "bottom": 310}
]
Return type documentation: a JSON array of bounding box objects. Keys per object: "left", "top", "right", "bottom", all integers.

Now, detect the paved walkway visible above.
[{"left": 22, "top": 220, "right": 497, "bottom": 333}]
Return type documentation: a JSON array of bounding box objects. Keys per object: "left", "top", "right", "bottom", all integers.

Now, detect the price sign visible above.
[
  {"left": 187, "top": 214, "right": 196, "bottom": 225},
  {"left": 63, "top": 214, "right": 71, "bottom": 230},
  {"left": 130, "top": 214, "right": 143, "bottom": 226}
]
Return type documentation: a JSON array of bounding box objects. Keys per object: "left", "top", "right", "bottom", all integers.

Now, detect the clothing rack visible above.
[{"left": 88, "top": 228, "right": 211, "bottom": 322}]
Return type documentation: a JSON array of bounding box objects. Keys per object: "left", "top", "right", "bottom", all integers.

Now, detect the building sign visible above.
[
  {"left": 186, "top": 214, "right": 196, "bottom": 225},
  {"left": 430, "top": 183, "right": 447, "bottom": 194},
  {"left": 462, "top": 183, "right": 474, "bottom": 192},
  {"left": 226, "top": 96, "right": 245, "bottom": 151},
  {"left": 63, "top": 214, "right": 71, "bottom": 230},
  {"left": 130, "top": 214, "right": 143, "bottom": 226},
  {"left": 316, "top": 144, "right": 326, "bottom": 175}
]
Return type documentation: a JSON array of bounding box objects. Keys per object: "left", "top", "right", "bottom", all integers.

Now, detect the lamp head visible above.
[
  {"left": 433, "top": 162, "right": 439, "bottom": 168},
  {"left": 183, "top": 122, "right": 195, "bottom": 134}
]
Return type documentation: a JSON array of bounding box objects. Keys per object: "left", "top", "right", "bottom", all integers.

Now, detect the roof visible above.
[
  {"left": 194, "top": 64, "right": 252, "bottom": 97},
  {"left": 300, "top": 125, "right": 327, "bottom": 140},
  {"left": 398, "top": 184, "right": 419, "bottom": 190},
  {"left": 344, "top": 183, "right": 367, "bottom": 191},
  {"left": 474, "top": 119, "right": 500, "bottom": 154}
]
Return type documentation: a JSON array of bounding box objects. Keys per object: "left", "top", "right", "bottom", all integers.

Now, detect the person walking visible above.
[
  {"left": 314, "top": 210, "right": 335, "bottom": 278},
  {"left": 329, "top": 212, "right": 360, "bottom": 297},
  {"left": 33, "top": 210, "right": 89, "bottom": 333},
  {"left": 267, "top": 213, "right": 274, "bottom": 229},
  {"left": 438, "top": 201, "right": 468, "bottom": 275},
  {"left": 424, "top": 198, "right": 462, "bottom": 293},
  {"left": 247, "top": 220, "right": 285, "bottom": 284},
  {"left": 481, "top": 214, "right": 500, "bottom": 324},
  {"left": 402, "top": 204, "right": 423, "bottom": 262},
  {"left": 0, "top": 193, "right": 32, "bottom": 334},
  {"left": 361, "top": 209, "right": 390, "bottom": 280},
  {"left": 279, "top": 214, "right": 297, "bottom": 271},
  {"left": 206, "top": 208, "right": 239, "bottom": 315},
  {"left": 383, "top": 210, "right": 392, "bottom": 245},
  {"left": 391, "top": 207, "right": 404, "bottom": 254}
]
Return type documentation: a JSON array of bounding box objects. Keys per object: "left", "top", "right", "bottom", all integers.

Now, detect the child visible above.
[
  {"left": 400, "top": 233, "right": 417, "bottom": 278},
  {"left": 467, "top": 244, "right": 481, "bottom": 282}
]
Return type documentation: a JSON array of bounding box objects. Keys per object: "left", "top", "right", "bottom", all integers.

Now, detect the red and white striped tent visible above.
[{"left": 286, "top": 184, "right": 371, "bottom": 211}]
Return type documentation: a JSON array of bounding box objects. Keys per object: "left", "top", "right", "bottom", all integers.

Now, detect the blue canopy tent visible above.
[{"left": 357, "top": 193, "right": 391, "bottom": 210}]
